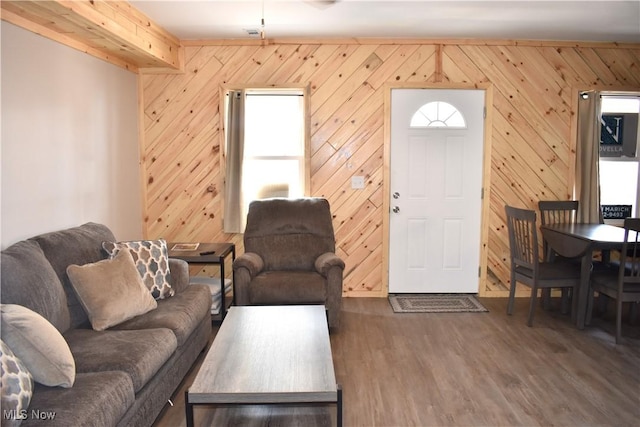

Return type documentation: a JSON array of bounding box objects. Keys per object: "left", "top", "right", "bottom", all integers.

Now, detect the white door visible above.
[{"left": 389, "top": 89, "right": 485, "bottom": 293}]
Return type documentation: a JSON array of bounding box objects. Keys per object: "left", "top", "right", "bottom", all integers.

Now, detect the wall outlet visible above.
[{"left": 351, "top": 176, "right": 365, "bottom": 189}]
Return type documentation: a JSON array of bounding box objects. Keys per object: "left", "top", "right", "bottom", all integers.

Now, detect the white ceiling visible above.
[{"left": 130, "top": 0, "right": 640, "bottom": 43}]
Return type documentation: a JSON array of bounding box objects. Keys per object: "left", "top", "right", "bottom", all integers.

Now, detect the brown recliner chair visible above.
[{"left": 233, "top": 197, "right": 344, "bottom": 328}]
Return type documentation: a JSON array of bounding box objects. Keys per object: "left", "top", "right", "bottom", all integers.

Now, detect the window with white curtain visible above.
[
  {"left": 223, "top": 88, "right": 309, "bottom": 232},
  {"left": 599, "top": 94, "right": 640, "bottom": 223}
]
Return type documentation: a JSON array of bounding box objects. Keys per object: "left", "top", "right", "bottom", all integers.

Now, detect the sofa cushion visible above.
[
  {"left": 112, "top": 284, "right": 211, "bottom": 347},
  {"left": 102, "top": 239, "right": 174, "bottom": 299},
  {"left": 0, "top": 304, "right": 75, "bottom": 388},
  {"left": 66, "top": 250, "right": 158, "bottom": 331},
  {"left": 1, "top": 340, "right": 33, "bottom": 427},
  {"left": 30, "top": 223, "right": 117, "bottom": 329},
  {"left": 249, "top": 271, "right": 327, "bottom": 304},
  {"left": 0, "top": 240, "right": 71, "bottom": 333},
  {"left": 24, "top": 371, "right": 134, "bottom": 427},
  {"left": 63, "top": 328, "right": 177, "bottom": 393}
]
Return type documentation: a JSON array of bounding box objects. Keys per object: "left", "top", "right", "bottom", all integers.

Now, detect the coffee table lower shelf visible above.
[{"left": 185, "top": 387, "right": 343, "bottom": 427}]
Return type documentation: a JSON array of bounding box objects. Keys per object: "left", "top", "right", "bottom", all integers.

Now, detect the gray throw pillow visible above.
[{"left": 67, "top": 250, "right": 158, "bottom": 331}]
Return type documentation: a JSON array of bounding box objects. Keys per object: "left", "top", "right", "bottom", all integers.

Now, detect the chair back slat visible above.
[
  {"left": 538, "top": 200, "right": 579, "bottom": 225},
  {"left": 505, "top": 206, "right": 539, "bottom": 270}
]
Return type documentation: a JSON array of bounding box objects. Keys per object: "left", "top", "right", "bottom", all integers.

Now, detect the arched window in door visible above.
[{"left": 410, "top": 101, "right": 466, "bottom": 128}]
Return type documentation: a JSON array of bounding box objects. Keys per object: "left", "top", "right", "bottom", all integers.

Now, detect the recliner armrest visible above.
[
  {"left": 233, "top": 252, "right": 265, "bottom": 278},
  {"left": 315, "top": 252, "right": 345, "bottom": 277}
]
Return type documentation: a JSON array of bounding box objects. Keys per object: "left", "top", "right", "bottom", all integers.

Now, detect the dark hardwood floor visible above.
[{"left": 153, "top": 297, "right": 640, "bottom": 427}]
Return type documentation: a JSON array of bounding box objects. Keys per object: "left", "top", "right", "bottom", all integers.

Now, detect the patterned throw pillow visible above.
[
  {"left": 102, "top": 239, "right": 174, "bottom": 299},
  {"left": 1, "top": 339, "right": 33, "bottom": 427}
]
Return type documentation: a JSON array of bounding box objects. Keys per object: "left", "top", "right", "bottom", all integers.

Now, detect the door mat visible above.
[{"left": 388, "top": 294, "right": 488, "bottom": 313}]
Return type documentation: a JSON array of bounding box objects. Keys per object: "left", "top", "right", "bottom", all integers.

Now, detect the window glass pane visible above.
[
  {"left": 242, "top": 158, "right": 303, "bottom": 204},
  {"left": 446, "top": 111, "right": 466, "bottom": 127},
  {"left": 601, "top": 98, "right": 639, "bottom": 113},
  {"left": 599, "top": 161, "right": 638, "bottom": 216},
  {"left": 244, "top": 95, "right": 304, "bottom": 157},
  {"left": 410, "top": 112, "right": 430, "bottom": 127},
  {"left": 438, "top": 102, "right": 456, "bottom": 120},
  {"left": 410, "top": 101, "right": 466, "bottom": 128},
  {"left": 424, "top": 102, "right": 439, "bottom": 120}
]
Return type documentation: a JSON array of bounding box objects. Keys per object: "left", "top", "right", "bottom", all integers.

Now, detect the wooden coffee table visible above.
[{"left": 185, "top": 305, "right": 342, "bottom": 426}]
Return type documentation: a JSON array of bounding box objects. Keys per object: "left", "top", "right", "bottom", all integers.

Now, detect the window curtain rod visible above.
[
  {"left": 245, "top": 93, "right": 303, "bottom": 97},
  {"left": 226, "top": 88, "right": 303, "bottom": 96},
  {"left": 580, "top": 92, "right": 640, "bottom": 99},
  {"left": 225, "top": 93, "right": 303, "bottom": 97}
]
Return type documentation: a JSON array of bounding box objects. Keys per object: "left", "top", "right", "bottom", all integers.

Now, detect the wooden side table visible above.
[{"left": 168, "top": 242, "right": 236, "bottom": 321}]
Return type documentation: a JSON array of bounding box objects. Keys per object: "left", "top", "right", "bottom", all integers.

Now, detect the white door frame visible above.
[{"left": 382, "top": 82, "right": 494, "bottom": 297}]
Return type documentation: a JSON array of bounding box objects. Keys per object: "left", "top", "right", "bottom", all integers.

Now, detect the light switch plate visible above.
[{"left": 351, "top": 176, "right": 365, "bottom": 189}]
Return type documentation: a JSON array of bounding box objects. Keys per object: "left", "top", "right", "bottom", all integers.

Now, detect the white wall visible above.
[{"left": 1, "top": 22, "right": 143, "bottom": 248}]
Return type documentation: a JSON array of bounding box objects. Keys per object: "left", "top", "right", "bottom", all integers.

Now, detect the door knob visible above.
[{"left": 393, "top": 206, "right": 400, "bottom": 213}]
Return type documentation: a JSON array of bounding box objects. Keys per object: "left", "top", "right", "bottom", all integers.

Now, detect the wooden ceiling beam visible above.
[{"left": 1, "top": 0, "right": 183, "bottom": 72}]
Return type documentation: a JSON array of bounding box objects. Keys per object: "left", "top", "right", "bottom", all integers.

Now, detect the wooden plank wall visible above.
[{"left": 140, "top": 40, "right": 640, "bottom": 298}]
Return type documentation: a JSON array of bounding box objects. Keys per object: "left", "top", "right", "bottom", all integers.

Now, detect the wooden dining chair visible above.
[
  {"left": 505, "top": 205, "right": 582, "bottom": 326},
  {"left": 587, "top": 217, "right": 640, "bottom": 344},
  {"left": 538, "top": 200, "right": 580, "bottom": 311},
  {"left": 538, "top": 200, "right": 579, "bottom": 230}
]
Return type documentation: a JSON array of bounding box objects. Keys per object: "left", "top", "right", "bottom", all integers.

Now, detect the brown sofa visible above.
[
  {"left": 233, "top": 198, "right": 344, "bottom": 328},
  {"left": 0, "top": 223, "right": 211, "bottom": 427}
]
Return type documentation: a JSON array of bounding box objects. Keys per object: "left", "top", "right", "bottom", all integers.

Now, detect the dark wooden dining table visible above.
[{"left": 540, "top": 223, "right": 627, "bottom": 329}]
